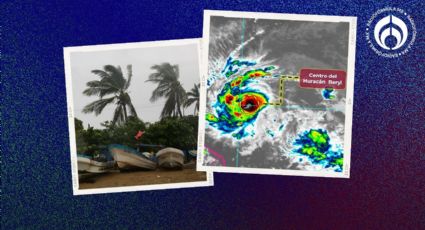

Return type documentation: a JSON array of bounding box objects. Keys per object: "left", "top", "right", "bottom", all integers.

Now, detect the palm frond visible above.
[
  {"left": 104, "top": 65, "right": 126, "bottom": 89},
  {"left": 82, "top": 97, "right": 116, "bottom": 115},
  {"left": 83, "top": 64, "right": 137, "bottom": 125},
  {"left": 91, "top": 68, "right": 123, "bottom": 92},
  {"left": 91, "top": 70, "right": 110, "bottom": 79},
  {"left": 147, "top": 62, "right": 188, "bottom": 118},
  {"left": 187, "top": 83, "right": 200, "bottom": 97},
  {"left": 83, "top": 80, "right": 120, "bottom": 97},
  {"left": 83, "top": 81, "right": 104, "bottom": 96},
  {"left": 184, "top": 97, "right": 197, "bottom": 107},
  {"left": 184, "top": 83, "right": 200, "bottom": 113},
  {"left": 124, "top": 65, "right": 132, "bottom": 90},
  {"left": 173, "top": 65, "right": 180, "bottom": 80},
  {"left": 147, "top": 63, "right": 178, "bottom": 82},
  {"left": 149, "top": 83, "right": 171, "bottom": 102}
]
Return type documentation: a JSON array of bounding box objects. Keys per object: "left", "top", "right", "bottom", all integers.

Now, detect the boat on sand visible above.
[
  {"left": 188, "top": 150, "right": 197, "bottom": 157},
  {"left": 156, "top": 147, "right": 185, "bottom": 169},
  {"left": 109, "top": 144, "right": 157, "bottom": 171},
  {"left": 77, "top": 153, "right": 115, "bottom": 173},
  {"left": 182, "top": 150, "right": 197, "bottom": 169}
]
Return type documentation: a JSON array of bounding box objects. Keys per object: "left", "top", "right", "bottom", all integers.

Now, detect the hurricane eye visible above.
[{"left": 241, "top": 99, "right": 259, "bottom": 112}]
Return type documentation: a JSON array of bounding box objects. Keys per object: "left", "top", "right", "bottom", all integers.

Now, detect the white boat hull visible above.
[
  {"left": 77, "top": 157, "right": 114, "bottom": 173},
  {"left": 110, "top": 147, "right": 157, "bottom": 170},
  {"left": 156, "top": 148, "right": 185, "bottom": 169}
]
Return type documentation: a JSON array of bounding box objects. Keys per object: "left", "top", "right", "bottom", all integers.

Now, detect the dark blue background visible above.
[{"left": 2, "top": 0, "right": 424, "bottom": 229}]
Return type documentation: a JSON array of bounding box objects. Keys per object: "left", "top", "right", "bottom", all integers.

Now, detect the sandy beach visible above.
[{"left": 79, "top": 167, "right": 206, "bottom": 189}]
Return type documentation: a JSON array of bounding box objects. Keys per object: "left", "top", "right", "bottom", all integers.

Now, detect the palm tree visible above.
[
  {"left": 146, "top": 63, "right": 187, "bottom": 118},
  {"left": 184, "top": 83, "right": 200, "bottom": 115},
  {"left": 82, "top": 65, "right": 137, "bottom": 126}
]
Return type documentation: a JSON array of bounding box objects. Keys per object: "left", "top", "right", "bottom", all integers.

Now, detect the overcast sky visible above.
[{"left": 69, "top": 42, "right": 200, "bottom": 129}]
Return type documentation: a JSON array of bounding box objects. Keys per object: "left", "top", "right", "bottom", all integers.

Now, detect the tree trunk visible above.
[
  {"left": 177, "top": 100, "right": 183, "bottom": 117},
  {"left": 123, "top": 104, "right": 128, "bottom": 123}
]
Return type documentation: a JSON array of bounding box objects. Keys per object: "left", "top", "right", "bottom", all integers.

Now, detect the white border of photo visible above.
[
  {"left": 64, "top": 38, "right": 214, "bottom": 195},
  {"left": 197, "top": 10, "right": 357, "bottom": 178}
]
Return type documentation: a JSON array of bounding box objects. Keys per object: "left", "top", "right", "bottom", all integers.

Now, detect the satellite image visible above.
[{"left": 199, "top": 12, "right": 355, "bottom": 176}]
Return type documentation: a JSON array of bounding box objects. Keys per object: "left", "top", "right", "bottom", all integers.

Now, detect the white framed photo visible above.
[
  {"left": 197, "top": 10, "right": 357, "bottom": 178},
  {"left": 64, "top": 38, "right": 213, "bottom": 195}
]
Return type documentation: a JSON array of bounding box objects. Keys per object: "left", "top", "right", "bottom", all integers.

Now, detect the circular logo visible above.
[{"left": 366, "top": 7, "right": 416, "bottom": 58}]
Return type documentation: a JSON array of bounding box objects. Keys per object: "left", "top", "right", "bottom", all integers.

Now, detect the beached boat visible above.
[
  {"left": 77, "top": 153, "right": 115, "bottom": 173},
  {"left": 181, "top": 150, "right": 197, "bottom": 169},
  {"left": 188, "top": 150, "right": 197, "bottom": 158},
  {"left": 156, "top": 147, "right": 185, "bottom": 169},
  {"left": 109, "top": 144, "right": 157, "bottom": 171}
]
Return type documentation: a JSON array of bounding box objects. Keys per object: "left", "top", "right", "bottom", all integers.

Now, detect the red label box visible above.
[{"left": 299, "top": 68, "right": 346, "bottom": 90}]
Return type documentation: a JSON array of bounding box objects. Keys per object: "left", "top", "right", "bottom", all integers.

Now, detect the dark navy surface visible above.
[{"left": 2, "top": 0, "right": 424, "bottom": 229}]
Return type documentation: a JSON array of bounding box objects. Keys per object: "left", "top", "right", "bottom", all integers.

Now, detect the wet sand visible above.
[{"left": 79, "top": 167, "right": 207, "bottom": 189}]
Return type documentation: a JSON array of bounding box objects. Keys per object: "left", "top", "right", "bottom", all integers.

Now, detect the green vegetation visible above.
[
  {"left": 75, "top": 115, "right": 198, "bottom": 156},
  {"left": 141, "top": 116, "right": 198, "bottom": 149}
]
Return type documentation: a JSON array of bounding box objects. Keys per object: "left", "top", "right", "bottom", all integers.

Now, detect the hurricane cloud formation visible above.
[{"left": 203, "top": 16, "right": 349, "bottom": 172}]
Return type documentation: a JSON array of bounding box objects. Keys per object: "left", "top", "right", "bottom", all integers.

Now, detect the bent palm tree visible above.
[
  {"left": 146, "top": 63, "right": 187, "bottom": 118},
  {"left": 82, "top": 65, "right": 137, "bottom": 126},
  {"left": 184, "top": 83, "right": 200, "bottom": 115}
]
